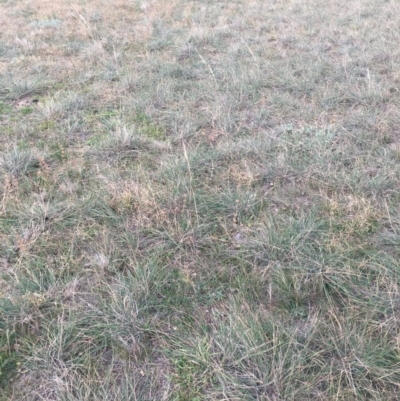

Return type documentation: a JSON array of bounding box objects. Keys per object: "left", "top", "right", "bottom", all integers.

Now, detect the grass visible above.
[{"left": 1, "top": 0, "right": 400, "bottom": 399}]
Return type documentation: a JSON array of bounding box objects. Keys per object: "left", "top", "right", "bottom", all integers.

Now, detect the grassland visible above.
[{"left": 1, "top": 0, "right": 400, "bottom": 399}]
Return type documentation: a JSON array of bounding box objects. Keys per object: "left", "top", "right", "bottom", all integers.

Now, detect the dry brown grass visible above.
[{"left": 2, "top": 0, "right": 400, "bottom": 399}]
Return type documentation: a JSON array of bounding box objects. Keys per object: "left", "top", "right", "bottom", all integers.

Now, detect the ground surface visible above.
[{"left": 1, "top": 0, "right": 400, "bottom": 399}]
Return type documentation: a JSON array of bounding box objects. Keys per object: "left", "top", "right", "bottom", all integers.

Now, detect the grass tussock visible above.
[{"left": 1, "top": 0, "right": 400, "bottom": 399}]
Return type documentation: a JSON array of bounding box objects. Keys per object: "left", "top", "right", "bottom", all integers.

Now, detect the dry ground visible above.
[{"left": 1, "top": 0, "right": 400, "bottom": 399}]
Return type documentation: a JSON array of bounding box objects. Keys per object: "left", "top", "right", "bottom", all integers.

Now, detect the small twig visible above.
[
  {"left": 112, "top": 44, "right": 120, "bottom": 75},
  {"left": 384, "top": 199, "right": 397, "bottom": 235},
  {"left": 241, "top": 38, "right": 257, "bottom": 63},
  {"left": 70, "top": 5, "right": 95, "bottom": 42},
  {"left": 194, "top": 47, "right": 217, "bottom": 86},
  {"left": 182, "top": 141, "right": 199, "bottom": 226}
]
